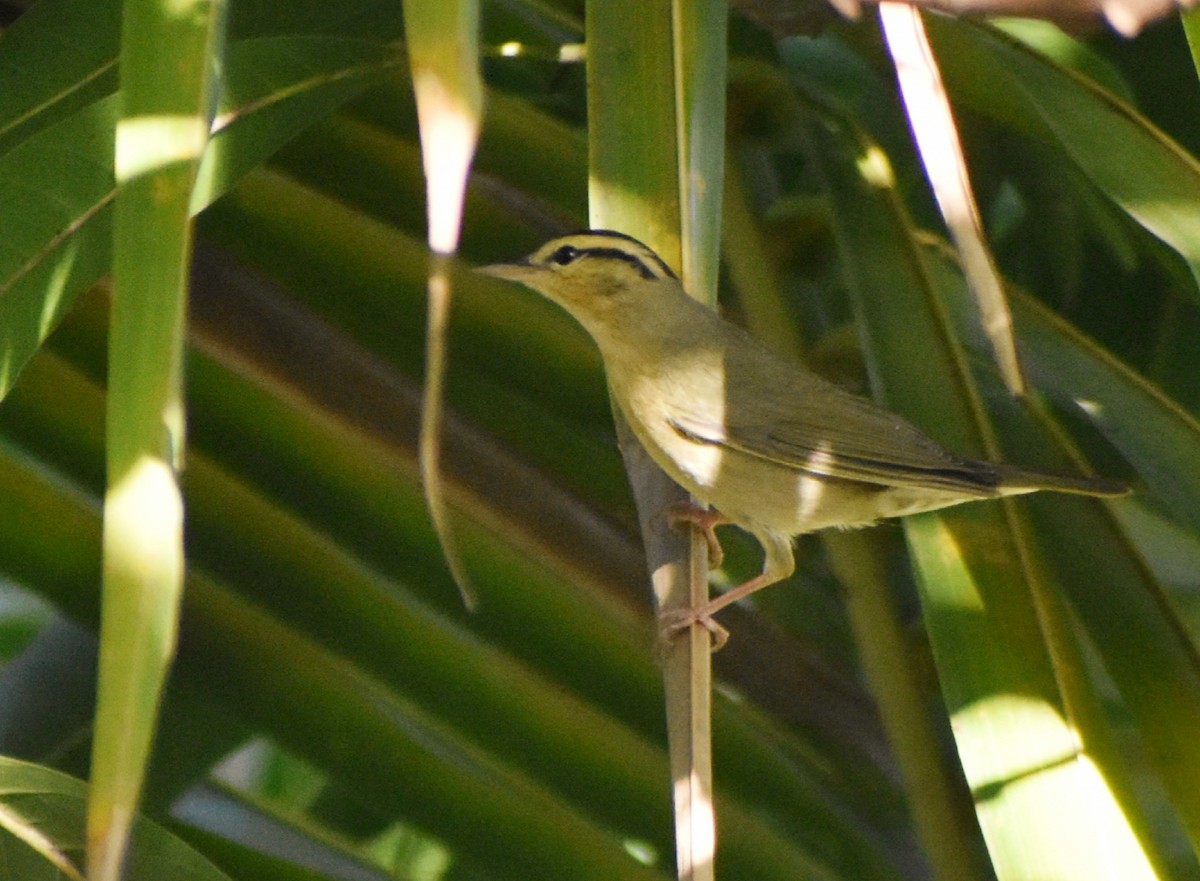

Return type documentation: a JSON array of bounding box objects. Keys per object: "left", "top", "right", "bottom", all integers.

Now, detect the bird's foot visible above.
[
  {"left": 657, "top": 570, "right": 777, "bottom": 652},
  {"left": 658, "top": 606, "right": 730, "bottom": 652},
  {"left": 665, "top": 502, "right": 729, "bottom": 569}
]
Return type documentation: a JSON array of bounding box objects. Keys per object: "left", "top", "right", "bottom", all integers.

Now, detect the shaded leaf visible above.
[{"left": 0, "top": 756, "right": 231, "bottom": 881}]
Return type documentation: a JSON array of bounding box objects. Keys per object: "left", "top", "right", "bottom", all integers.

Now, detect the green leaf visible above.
[
  {"left": 0, "top": 27, "right": 407, "bottom": 405},
  {"left": 0, "top": 755, "right": 232, "bottom": 881},
  {"left": 929, "top": 16, "right": 1200, "bottom": 299},
  {"left": 0, "top": 95, "right": 118, "bottom": 400},
  {"left": 0, "top": 0, "right": 119, "bottom": 155},
  {"left": 195, "top": 36, "right": 405, "bottom": 212},
  {"left": 805, "top": 99, "right": 1158, "bottom": 880},
  {"left": 926, "top": 242, "right": 1200, "bottom": 856}
]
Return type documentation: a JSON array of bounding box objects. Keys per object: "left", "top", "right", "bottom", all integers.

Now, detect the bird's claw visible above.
[{"left": 658, "top": 607, "right": 730, "bottom": 652}]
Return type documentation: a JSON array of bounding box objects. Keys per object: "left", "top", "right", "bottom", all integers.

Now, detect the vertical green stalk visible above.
[
  {"left": 586, "top": 5, "right": 681, "bottom": 254},
  {"left": 672, "top": 0, "right": 727, "bottom": 299},
  {"left": 92, "top": 1, "right": 225, "bottom": 878},
  {"left": 586, "top": 8, "right": 705, "bottom": 880},
  {"left": 588, "top": 3, "right": 726, "bottom": 879}
]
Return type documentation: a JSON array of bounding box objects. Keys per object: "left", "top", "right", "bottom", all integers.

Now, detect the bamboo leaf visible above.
[
  {"left": 0, "top": 24, "right": 405, "bottom": 405},
  {"left": 0, "top": 0, "right": 119, "bottom": 155},
  {"left": 928, "top": 16, "right": 1200, "bottom": 299},
  {"left": 0, "top": 96, "right": 118, "bottom": 400},
  {"left": 0, "top": 756, "right": 231, "bottom": 881},
  {"left": 925, "top": 240, "right": 1200, "bottom": 857},
  {"left": 805, "top": 98, "right": 1158, "bottom": 880}
]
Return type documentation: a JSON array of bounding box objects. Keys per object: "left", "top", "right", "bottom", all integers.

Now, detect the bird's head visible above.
[{"left": 476, "top": 230, "right": 680, "bottom": 334}]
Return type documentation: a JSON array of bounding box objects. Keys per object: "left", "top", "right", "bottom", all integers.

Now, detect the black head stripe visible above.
[
  {"left": 581, "top": 247, "right": 660, "bottom": 280},
  {"left": 633, "top": 247, "right": 677, "bottom": 281},
  {"left": 557, "top": 229, "right": 679, "bottom": 280}
]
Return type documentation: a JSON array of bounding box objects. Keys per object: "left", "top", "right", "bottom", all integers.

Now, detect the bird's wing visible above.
[{"left": 666, "top": 371, "right": 1003, "bottom": 494}]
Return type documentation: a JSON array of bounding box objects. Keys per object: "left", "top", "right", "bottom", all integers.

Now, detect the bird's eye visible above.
[{"left": 548, "top": 245, "right": 581, "bottom": 266}]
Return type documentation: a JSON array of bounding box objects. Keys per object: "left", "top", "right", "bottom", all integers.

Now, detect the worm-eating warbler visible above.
[{"left": 478, "top": 231, "right": 1127, "bottom": 643}]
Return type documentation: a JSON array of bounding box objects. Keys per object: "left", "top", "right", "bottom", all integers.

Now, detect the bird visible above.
[{"left": 477, "top": 230, "right": 1128, "bottom": 646}]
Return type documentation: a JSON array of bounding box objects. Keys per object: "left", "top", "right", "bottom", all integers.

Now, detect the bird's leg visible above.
[
  {"left": 659, "top": 531, "right": 795, "bottom": 651},
  {"left": 665, "top": 502, "right": 730, "bottom": 569}
]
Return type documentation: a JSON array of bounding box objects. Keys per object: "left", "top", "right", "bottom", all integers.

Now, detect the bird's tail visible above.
[{"left": 994, "top": 463, "right": 1130, "bottom": 498}]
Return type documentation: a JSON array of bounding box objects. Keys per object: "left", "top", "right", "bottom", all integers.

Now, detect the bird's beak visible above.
[{"left": 474, "top": 260, "right": 532, "bottom": 282}]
